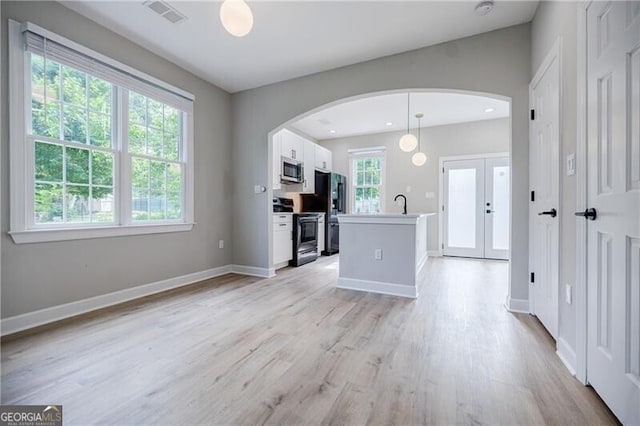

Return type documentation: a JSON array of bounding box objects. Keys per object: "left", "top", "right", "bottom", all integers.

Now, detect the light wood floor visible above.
[{"left": 1, "top": 256, "right": 617, "bottom": 425}]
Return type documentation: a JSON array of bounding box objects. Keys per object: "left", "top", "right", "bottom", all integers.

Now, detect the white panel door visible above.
[
  {"left": 530, "top": 43, "right": 560, "bottom": 339},
  {"left": 585, "top": 2, "right": 640, "bottom": 423},
  {"left": 484, "top": 157, "right": 510, "bottom": 260}
]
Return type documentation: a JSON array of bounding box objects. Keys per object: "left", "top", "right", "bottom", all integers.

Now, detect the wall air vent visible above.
[{"left": 143, "top": 0, "right": 187, "bottom": 24}]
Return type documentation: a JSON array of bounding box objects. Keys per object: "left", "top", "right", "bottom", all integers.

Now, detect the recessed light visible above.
[
  {"left": 329, "top": 130, "right": 336, "bottom": 134},
  {"left": 385, "top": 122, "right": 393, "bottom": 126},
  {"left": 485, "top": 107, "right": 495, "bottom": 113}
]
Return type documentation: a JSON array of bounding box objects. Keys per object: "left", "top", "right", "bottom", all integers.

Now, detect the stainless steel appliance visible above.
[
  {"left": 290, "top": 213, "right": 319, "bottom": 267},
  {"left": 300, "top": 171, "right": 347, "bottom": 255},
  {"left": 281, "top": 157, "right": 304, "bottom": 184}
]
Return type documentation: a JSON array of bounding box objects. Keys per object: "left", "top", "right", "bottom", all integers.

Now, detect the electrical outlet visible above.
[
  {"left": 565, "top": 283, "right": 572, "bottom": 304},
  {"left": 219, "top": 240, "right": 224, "bottom": 249},
  {"left": 254, "top": 185, "right": 266, "bottom": 193},
  {"left": 374, "top": 249, "right": 383, "bottom": 260}
]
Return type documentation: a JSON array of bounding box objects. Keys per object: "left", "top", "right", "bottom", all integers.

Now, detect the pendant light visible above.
[
  {"left": 399, "top": 93, "right": 418, "bottom": 152},
  {"left": 220, "top": 0, "right": 254, "bottom": 37},
  {"left": 412, "top": 113, "right": 427, "bottom": 166}
]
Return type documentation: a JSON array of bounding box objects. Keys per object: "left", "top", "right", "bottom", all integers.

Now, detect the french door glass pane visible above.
[
  {"left": 492, "top": 166, "right": 510, "bottom": 250},
  {"left": 448, "top": 168, "right": 476, "bottom": 248}
]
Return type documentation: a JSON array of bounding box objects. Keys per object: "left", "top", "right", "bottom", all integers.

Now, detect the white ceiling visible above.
[
  {"left": 61, "top": 1, "right": 539, "bottom": 93},
  {"left": 290, "top": 91, "right": 510, "bottom": 140}
]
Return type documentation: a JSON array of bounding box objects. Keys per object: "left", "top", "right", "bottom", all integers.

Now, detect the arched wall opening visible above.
[{"left": 265, "top": 88, "right": 513, "bottom": 301}]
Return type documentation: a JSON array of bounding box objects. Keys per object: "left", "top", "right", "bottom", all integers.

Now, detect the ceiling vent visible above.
[{"left": 143, "top": 0, "right": 187, "bottom": 24}]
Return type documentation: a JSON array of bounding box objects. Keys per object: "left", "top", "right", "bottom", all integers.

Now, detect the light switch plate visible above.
[
  {"left": 406, "top": 186, "right": 412, "bottom": 193},
  {"left": 374, "top": 249, "right": 383, "bottom": 260},
  {"left": 425, "top": 192, "right": 435, "bottom": 199},
  {"left": 566, "top": 154, "right": 576, "bottom": 176},
  {"left": 565, "top": 283, "right": 572, "bottom": 304}
]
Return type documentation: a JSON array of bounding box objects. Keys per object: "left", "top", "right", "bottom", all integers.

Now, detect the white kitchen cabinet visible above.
[
  {"left": 273, "top": 214, "right": 293, "bottom": 267},
  {"left": 315, "top": 145, "right": 332, "bottom": 172},
  {"left": 280, "top": 129, "right": 303, "bottom": 161},
  {"left": 317, "top": 214, "right": 325, "bottom": 256},
  {"left": 302, "top": 140, "right": 315, "bottom": 194},
  {"left": 272, "top": 130, "right": 283, "bottom": 190}
]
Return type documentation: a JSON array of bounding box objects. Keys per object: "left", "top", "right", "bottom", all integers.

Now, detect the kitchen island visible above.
[{"left": 336, "top": 213, "right": 435, "bottom": 298}]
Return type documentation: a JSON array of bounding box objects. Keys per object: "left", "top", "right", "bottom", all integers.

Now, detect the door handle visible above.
[
  {"left": 486, "top": 209, "right": 495, "bottom": 214},
  {"left": 538, "top": 208, "right": 557, "bottom": 218},
  {"left": 574, "top": 208, "right": 597, "bottom": 221}
]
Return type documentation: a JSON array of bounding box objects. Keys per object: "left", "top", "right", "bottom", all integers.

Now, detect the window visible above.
[
  {"left": 9, "top": 21, "right": 194, "bottom": 243},
  {"left": 349, "top": 148, "right": 385, "bottom": 214}
]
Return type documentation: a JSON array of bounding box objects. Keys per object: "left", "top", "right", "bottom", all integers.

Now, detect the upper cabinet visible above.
[
  {"left": 302, "top": 140, "right": 315, "bottom": 194},
  {"left": 280, "top": 129, "right": 303, "bottom": 161},
  {"left": 315, "top": 145, "right": 332, "bottom": 172},
  {"left": 271, "top": 129, "right": 332, "bottom": 191}
]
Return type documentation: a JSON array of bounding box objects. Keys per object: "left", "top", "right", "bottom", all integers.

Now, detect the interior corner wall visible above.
[
  {"left": 231, "top": 24, "right": 531, "bottom": 302},
  {"left": 1, "top": 1, "right": 233, "bottom": 318},
  {"left": 531, "top": 1, "right": 579, "bottom": 355},
  {"left": 318, "top": 117, "right": 511, "bottom": 252}
]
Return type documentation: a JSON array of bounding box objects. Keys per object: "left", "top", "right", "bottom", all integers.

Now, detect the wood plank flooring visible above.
[{"left": 1, "top": 256, "right": 618, "bottom": 425}]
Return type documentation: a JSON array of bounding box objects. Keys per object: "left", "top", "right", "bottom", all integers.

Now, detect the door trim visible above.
[
  {"left": 574, "top": 1, "right": 589, "bottom": 386},
  {"left": 528, "top": 38, "right": 563, "bottom": 322},
  {"left": 438, "top": 152, "right": 510, "bottom": 258}
]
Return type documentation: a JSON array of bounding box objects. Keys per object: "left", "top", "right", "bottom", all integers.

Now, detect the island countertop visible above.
[{"left": 337, "top": 213, "right": 436, "bottom": 224}]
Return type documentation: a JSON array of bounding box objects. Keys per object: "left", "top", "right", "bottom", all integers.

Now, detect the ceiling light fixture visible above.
[
  {"left": 220, "top": 0, "right": 254, "bottom": 37},
  {"left": 329, "top": 130, "right": 336, "bottom": 134},
  {"left": 386, "top": 122, "right": 393, "bottom": 126},
  {"left": 485, "top": 107, "right": 495, "bottom": 113},
  {"left": 411, "top": 113, "right": 427, "bottom": 166},
  {"left": 399, "top": 93, "right": 418, "bottom": 152},
  {"left": 474, "top": 0, "right": 494, "bottom": 16}
]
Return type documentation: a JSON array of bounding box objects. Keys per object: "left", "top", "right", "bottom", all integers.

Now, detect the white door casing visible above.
[
  {"left": 585, "top": 2, "right": 640, "bottom": 424},
  {"left": 529, "top": 40, "right": 561, "bottom": 339}
]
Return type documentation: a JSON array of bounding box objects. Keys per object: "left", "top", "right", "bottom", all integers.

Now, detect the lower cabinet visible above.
[{"left": 273, "top": 214, "right": 293, "bottom": 266}]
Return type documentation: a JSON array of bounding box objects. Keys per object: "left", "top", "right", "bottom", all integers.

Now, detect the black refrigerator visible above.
[{"left": 300, "top": 171, "right": 347, "bottom": 255}]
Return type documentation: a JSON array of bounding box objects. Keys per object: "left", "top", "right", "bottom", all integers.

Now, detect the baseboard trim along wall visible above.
[
  {"left": 504, "top": 296, "right": 530, "bottom": 314},
  {"left": 231, "top": 264, "right": 276, "bottom": 278},
  {"left": 427, "top": 250, "right": 442, "bottom": 257},
  {"left": 556, "top": 336, "right": 577, "bottom": 376},
  {"left": 337, "top": 277, "right": 418, "bottom": 299},
  {"left": 1, "top": 264, "right": 275, "bottom": 336}
]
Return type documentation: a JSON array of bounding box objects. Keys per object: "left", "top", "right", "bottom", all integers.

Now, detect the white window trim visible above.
[
  {"left": 348, "top": 147, "right": 386, "bottom": 214},
  {"left": 8, "top": 20, "right": 195, "bottom": 244}
]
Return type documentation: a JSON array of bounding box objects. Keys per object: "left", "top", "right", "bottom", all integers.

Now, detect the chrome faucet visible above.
[{"left": 394, "top": 194, "right": 407, "bottom": 215}]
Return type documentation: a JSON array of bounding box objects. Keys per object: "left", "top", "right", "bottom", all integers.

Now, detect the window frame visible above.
[
  {"left": 348, "top": 147, "right": 386, "bottom": 214},
  {"left": 8, "top": 20, "right": 195, "bottom": 244}
]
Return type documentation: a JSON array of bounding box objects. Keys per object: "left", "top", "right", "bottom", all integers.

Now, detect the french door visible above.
[
  {"left": 584, "top": 2, "right": 640, "bottom": 424},
  {"left": 442, "top": 156, "right": 510, "bottom": 260}
]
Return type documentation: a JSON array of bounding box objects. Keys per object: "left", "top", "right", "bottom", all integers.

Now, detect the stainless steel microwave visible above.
[{"left": 281, "top": 156, "right": 304, "bottom": 184}]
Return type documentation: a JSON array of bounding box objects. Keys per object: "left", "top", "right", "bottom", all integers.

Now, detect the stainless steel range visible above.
[{"left": 290, "top": 213, "right": 319, "bottom": 267}]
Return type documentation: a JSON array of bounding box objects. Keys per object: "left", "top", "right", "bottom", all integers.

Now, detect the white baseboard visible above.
[
  {"left": 337, "top": 277, "right": 417, "bottom": 299},
  {"left": 556, "top": 336, "right": 577, "bottom": 376},
  {"left": 1, "top": 265, "right": 233, "bottom": 337},
  {"left": 504, "top": 296, "right": 530, "bottom": 313},
  {"left": 427, "top": 250, "right": 442, "bottom": 257},
  {"left": 231, "top": 264, "right": 275, "bottom": 278}
]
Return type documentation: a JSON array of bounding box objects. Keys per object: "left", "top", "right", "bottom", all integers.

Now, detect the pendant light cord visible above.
[
  {"left": 417, "top": 116, "right": 421, "bottom": 151},
  {"left": 406, "top": 92, "right": 410, "bottom": 134}
]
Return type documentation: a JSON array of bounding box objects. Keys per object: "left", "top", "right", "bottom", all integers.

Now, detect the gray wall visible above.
[
  {"left": 319, "top": 118, "right": 510, "bottom": 252},
  {"left": 231, "top": 24, "right": 531, "bottom": 302},
  {"left": 531, "top": 2, "right": 579, "bottom": 358},
  {"left": 1, "top": 1, "right": 232, "bottom": 318}
]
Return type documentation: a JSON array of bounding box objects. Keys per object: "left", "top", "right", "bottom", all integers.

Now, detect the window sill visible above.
[{"left": 9, "top": 223, "right": 195, "bottom": 244}]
